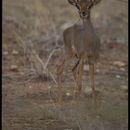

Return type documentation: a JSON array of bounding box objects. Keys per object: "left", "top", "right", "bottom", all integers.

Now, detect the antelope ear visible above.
[
  {"left": 68, "top": 0, "right": 77, "bottom": 6},
  {"left": 87, "top": 0, "right": 102, "bottom": 9},
  {"left": 92, "top": 0, "right": 102, "bottom": 5}
]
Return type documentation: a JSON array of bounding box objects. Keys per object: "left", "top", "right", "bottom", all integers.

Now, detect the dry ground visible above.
[{"left": 3, "top": 0, "right": 128, "bottom": 130}]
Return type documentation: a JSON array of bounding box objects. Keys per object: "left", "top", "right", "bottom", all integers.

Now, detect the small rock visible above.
[
  {"left": 12, "top": 50, "right": 19, "bottom": 55},
  {"left": 3, "top": 51, "right": 9, "bottom": 55},
  {"left": 97, "top": 62, "right": 101, "bottom": 66},
  {"left": 10, "top": 65, "right": 18, "bottom": 71},
  {"left": 113, "top": 61, "right": 125, "bottom": 67},
  {"left": 120, "top": 85, "right": 128, "bottom": 92},
  {"left": 20, "top": 72, "right": 24, "bottom": 75},
  {"left": 29, "top": 86, "right": 32, "bottom": 89},
  {"left": 84, "top": 65, "right": 89, "bottom": 71},
  {"left": 84, "top": 87, "right": 92, "bottom": 94},
  {"left": 96, "top": 115, "right": 100, "bottom": 119},
  {"left": 101, "top": 100, "right": 105, "bottom": 103},
  {"left": 66, "top": 92, "right": 71, "bottom": 96},
  {"left": 116, "top": 75, "right": 121, "bottom": 79},
  {"left": 120, "top": 68, "right": 125, "bottom": 71},
  {"left": 48, "top": 86, "right": 51, "bottom": 89},
  {"left": 96, "top": 69, "right": 100, "bottom": 73}
]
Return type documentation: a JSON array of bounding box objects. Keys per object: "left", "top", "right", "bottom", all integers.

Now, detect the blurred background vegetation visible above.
[{"left": 3, "top": 0, "right": 128, "bottom": 44}]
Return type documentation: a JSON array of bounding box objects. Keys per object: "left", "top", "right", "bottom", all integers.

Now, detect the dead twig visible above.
[{"left": 76, "top": 120, "right": 82, "bottom": 130}]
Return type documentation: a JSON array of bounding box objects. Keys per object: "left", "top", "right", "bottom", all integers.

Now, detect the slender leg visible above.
[
  {"left": 72, "top": 59, "right": 80, "bottom": 81},
  {"left": 72, "top": 59, "right": 84, "bottom": 96},
  {"left": 77, "top": 59, "right": 84, "bottom": 95},
  {"left": 57, "top": 58, "right": 65, "bottom": 103},
  {"left": 89, "top": 64, "right": 95, "bottom": 97},
  {"left": 72, "top": 59, "right": 80, "bottom": 97},
  {"left": 57, "top": 54, "right": 73, "bottom": 103}
]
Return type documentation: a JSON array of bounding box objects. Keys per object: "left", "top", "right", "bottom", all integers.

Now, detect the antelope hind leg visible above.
[
  {"left": 57, "top": 59, "right": 65, "bottom": 103},
  {"left": 77, "top": 59, "right": 84, "bottom": 95},
  {"left": 89, "top": 64, "right": 95, "bottom": 98},
  {"left": 72, "top": 59, "right": 84, "bottom": 96}
]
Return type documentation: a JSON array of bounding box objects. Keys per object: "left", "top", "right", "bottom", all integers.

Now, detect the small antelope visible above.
[{"left": 57, "top": 0, "right": 102, "bottom": 102}]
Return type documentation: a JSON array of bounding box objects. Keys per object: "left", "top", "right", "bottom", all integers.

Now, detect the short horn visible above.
[
  {"left": 92, "top": 0, "right": 102, "bottom": 5},
  {"left": 88, "top": 0, "right": 102, "bottom": 9},
  {"left": 68, "top": 0, "right": 77, "bottom": 6}
]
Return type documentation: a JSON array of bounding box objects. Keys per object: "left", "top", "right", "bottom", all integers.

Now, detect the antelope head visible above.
[{"left": 68, "top": 0, "right": 102, "bottom": 19}]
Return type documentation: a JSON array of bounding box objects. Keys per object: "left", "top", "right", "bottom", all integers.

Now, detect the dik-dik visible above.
[{"left": 57, "top": 0, "right": 102, "bottom": 102}]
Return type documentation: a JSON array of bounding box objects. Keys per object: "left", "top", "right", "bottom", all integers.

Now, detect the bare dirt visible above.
[{"left": 3, "top": 0, "right": 128, "bottom": 130}]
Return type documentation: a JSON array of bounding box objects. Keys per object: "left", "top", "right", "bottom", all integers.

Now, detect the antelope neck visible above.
[{"left": 82, "top": 18, "right": 92, "bottom": 27}]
